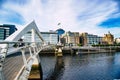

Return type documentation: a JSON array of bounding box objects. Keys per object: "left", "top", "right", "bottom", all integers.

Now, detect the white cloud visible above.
[{"left": 1, "top": 0, "right": 120, "bottom": 37}]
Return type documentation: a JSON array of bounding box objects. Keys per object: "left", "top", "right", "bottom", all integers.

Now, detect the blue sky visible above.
[{"left": 0, "top": 0, "right": 120, "bottom": 38}]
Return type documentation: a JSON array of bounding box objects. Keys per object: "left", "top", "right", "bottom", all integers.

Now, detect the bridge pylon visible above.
[{"left": 55, "top": 45, "right": 63, "bottom": 56}]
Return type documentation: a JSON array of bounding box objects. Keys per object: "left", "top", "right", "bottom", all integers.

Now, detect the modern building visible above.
[
  {"left": 102, "top": 31, "right": 114, "bottom": 44},
  {"left": 24, "top": 31, "right": 58, "bottom": 44},
  {"left": 80, "top": 32, "right": 103, "bottom": 46},
  {"left": 0, "top": 24, "right": 17, "bottom": 40},
  {"left": 62, "top": 31, "right": 80, "bottom": 45},
  {"left": 41, "top": 31, "right": 58, "bottom": 44}
]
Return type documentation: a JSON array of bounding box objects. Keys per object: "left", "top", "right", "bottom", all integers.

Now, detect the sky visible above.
[{"left": 0, "top": 0, "right": 120, "bottom": 38}]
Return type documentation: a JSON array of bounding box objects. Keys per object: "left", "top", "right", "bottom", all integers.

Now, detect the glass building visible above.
[
  {"left": 24, "top": 31, "right": 58, "bottom": 44},
  {"left": 41, "top": 32, "right": 58, "bottom": 44},
  {"left": 0, "top": 24, "right": 17, "bottom": 40}
]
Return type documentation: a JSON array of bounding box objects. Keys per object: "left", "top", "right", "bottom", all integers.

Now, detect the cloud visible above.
[
  {"left": 113, "top": 0, "right": 120, "bottom": 11},
  {"left": 0, "top": 0, "right": 120, "bottom": 38}
]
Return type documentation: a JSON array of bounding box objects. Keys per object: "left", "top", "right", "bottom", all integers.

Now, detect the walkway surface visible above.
[{"left": 3, "top": 51, "right": 30, "bottom": 80}]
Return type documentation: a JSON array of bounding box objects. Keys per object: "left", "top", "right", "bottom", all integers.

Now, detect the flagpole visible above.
[{"left": 58, "top": 23, "right": 61, "bottom": 45}]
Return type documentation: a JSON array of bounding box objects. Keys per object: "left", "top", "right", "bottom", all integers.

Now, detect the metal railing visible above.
[{"left": 0, "top": 41, "right": 51, "bottom": 80}]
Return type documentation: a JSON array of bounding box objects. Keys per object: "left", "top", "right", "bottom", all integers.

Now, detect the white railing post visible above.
[
  {"left": 33, "top": 46, "right": 36, "bottom": 55},
  {"left": 29, "top": 47, "right": 33, "bottom": 57},
  {"left": 21, "top": 48, "right": 27, "bottom": 66},
  {"left": 18, "top": 47, "right": 32, "bottom": 80}
]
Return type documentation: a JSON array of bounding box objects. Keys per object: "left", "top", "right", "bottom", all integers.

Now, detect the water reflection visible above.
[
  {"left": 112, "top": 53, "right": 120, "bottom": 79},
  {"left": 40, "top": 52, "right": 120, "bottom": 80},
  {"left": 45, "top": 57, "right": 64, "bottom": 80}
]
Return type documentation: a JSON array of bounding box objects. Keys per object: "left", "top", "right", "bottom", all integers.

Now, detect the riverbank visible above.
[{"left": 39, "top": 46, "right": 120, "bottom": 56}]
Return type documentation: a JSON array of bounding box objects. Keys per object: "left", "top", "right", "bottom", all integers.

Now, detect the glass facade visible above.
[
  {"left": 86, "top": 34, "right": 102, "bottom": 45},
  {"left": 81, "top": 33, "right": 103, "bottom": 45},
  {"left": 41, "top": 32, "right": 58, "bottom": 44},
  {"left": 0, "top": 29, "right": 4, "bottom": 40},
  {"left": 0, "top": 24, "right": 16, "bottom": 40},
  {"left": 24, "top": 31, "right": 58, "bottom": 44}
]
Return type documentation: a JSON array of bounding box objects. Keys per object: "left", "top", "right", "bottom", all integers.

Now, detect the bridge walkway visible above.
[{"left": 3, "top": 51, "right": 30, "bottom": 80}]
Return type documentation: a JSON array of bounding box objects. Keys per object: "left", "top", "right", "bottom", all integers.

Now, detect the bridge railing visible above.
[
  {"left": 0, "top": 41, "right": 47, "bottom": 80},
  {"left": 0, "top": 20, "right": 58, "bottom": 80}
]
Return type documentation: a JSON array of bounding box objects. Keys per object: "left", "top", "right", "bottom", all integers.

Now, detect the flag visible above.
[{"left": 58, "top": 23, "right": 61, "bottom": 25}]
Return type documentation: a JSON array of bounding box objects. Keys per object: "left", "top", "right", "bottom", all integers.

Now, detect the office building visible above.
[
  {"left": 24, "top": 31, "right": 58, "bottom": 44},
  {"left": 62, "top": 31, "right": 80, "bottom": 45},
  {"left": 41, "top": 32, "right": 58, "bottom": 44},
  {"left": 0, "top": 24, "right": 17, "bottom": 40},
  {"left": 80, "top": 32, "right": 103, "bottom": 46}
]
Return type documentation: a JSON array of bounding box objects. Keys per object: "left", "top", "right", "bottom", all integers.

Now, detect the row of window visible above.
[{"left": 24, "top": 32, "right": 58, "bottom": 44}]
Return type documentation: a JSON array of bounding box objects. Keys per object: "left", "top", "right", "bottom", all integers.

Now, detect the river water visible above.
[{"left": 40, "top": 52, "right": 120, "bottom": 80}]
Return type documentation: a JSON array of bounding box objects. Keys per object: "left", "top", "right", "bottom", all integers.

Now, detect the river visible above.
[{"left": 39, "top": 52, "right": 120, "bottom": 80}]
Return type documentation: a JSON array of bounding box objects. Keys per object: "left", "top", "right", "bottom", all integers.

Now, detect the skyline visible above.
[{"left": 0, "top": 0, "right": 120, "bottom": 38}]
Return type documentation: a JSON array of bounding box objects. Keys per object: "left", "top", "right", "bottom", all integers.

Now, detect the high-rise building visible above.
[{"left": 0, "top": 24, "right": 17, "bottom": 40}]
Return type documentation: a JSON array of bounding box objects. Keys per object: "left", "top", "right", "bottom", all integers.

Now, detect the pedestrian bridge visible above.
[{"left": 0, "top": 21, "right": 56, "bottom": 80}]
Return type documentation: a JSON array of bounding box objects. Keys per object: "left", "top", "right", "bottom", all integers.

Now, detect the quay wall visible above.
[{"left": 39, "top": 47, "right": 120, "bottom": 55}]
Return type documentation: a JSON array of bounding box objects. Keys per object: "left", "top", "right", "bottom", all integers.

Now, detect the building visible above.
[
  {"left": 115, "top": 38, "right": 120, "bottom": 44},
  {"left": 62, "top": 31, "right": 80, "bottom": 46},
  {"left": 0, "top": 24, "right": 17, "bottom": 40},
  {"left": 56, "top": 28, "right": 65, "bottom": 44},
  {"left": 102, "top": 31, "right": 114, "bottom": 44},
  {"left": 41, "top": 32, "right": 58, "bottom": 44},
  {"left": 24, "top": 31, "right": 58, "bottom": 44},
  {"left": 80, "top": 32, "right": 103, "bottom": 46}
]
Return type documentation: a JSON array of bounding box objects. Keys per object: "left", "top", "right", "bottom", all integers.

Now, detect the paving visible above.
[{"left": 3, "top": 52, "right": 30, "bottom": 80}]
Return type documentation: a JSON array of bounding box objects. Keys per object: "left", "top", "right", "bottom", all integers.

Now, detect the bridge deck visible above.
[{"left": 3, "top": 52, "right": 30, "bottom": 80}]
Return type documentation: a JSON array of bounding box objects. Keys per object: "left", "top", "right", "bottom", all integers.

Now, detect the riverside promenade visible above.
[
  {"left": 39, "top": 45, "right": 120, "bottom": 55},
  {"left": 74, "top": 46, "right": 120, "bottom": 54}
]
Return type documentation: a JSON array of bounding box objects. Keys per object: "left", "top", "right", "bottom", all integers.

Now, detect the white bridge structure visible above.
[{"left": 0, "top": 21, "right": 55, "bottom": 80}]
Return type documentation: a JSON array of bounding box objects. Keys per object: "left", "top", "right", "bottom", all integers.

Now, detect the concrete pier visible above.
[
  {"left": 28, "top": 58, "right": 41, "bottom": 80},
  {"left": 55, "top": 48, "right": 63, "bottom": 56}
]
